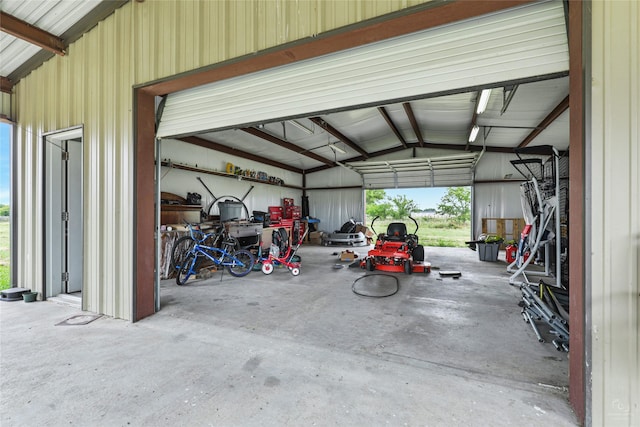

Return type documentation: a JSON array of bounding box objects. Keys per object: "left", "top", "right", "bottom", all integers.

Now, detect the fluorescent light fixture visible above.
[
  {"left": 476, "top": 89, "right": 492, "bottom": 114},
  {"left": 288, "top": 120, "right": 314, "bottom": 135},
  {"left": 468, "top": 125, "right": 480, "bottom": 143},
  {"left": 328, "top": 143, "right": 346, "bottom": 154}
]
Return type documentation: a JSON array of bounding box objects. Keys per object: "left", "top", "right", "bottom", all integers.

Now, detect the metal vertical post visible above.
[{"left": 154, "top": 137, "right": 162, "bottom": 312}]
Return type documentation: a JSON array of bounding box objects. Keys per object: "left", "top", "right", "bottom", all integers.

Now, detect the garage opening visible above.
[
  {"left": 365, "top": 187, "right": 472, "bottom": 248},
  {"left": 135, "top": 0, "right": 581, "bottom": 422}
]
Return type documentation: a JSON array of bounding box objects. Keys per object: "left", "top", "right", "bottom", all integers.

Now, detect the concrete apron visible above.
[{"left": 0, "top": 246, "right": 577, "bottom": 426}]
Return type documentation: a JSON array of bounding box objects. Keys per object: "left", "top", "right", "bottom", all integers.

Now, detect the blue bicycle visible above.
[{"left": 176, "top": 224, "right": 255, "bottom": 285}]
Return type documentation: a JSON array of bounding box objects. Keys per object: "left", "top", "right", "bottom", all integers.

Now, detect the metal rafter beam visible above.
[
  {"left": 378, "top": 106, "right": 408, "bottom": 148},
  {"left": 1, "top": 76, "right": 12, "bottom": 93},
  {"left": 517, "top": 95, "right": 570, "bottom": 148},
  {"left": 402, "top": 103, "right": 424, "bottom": 147},
  {"left": 0, "top": 11, "right": 66, "bottom": 56},
  {"left": 308, "top": 117, "right": 369, "bottom": 158},
  {"left": 178, "top": 136, "right": 303, "bottom": 174},
  {"left": 241, "top": 127, "right": 335, "bottom": 167}
]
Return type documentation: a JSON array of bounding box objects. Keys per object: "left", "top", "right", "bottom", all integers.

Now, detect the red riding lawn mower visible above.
[{"left": 361, "top": 216, "right": 431, "bottom": 274}]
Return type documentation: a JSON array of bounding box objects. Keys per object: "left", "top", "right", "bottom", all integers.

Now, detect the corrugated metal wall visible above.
[
  {"left": 0, "top": 92, "right": 11, "bottom": 120},
  {"left": 589, "top": 1, "right": 639, "bottom": 425},
  {"left": 13, "top": 0, "right": 427, "bottom": 320}
]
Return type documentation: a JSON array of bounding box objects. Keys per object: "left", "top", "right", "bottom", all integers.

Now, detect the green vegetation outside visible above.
[
  {"left": 367, "top": 217, "right": 471, "bottom": 248},
  {"left": 0, "top": 220, "right": 10, "bottom": 290},
  {"left": 365, "top": 187, "right": 472, "bottom": 247}
]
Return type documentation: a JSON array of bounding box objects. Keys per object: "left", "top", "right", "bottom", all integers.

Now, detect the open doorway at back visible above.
[
  {"left": 43, "top": 127, "right": 83, "bottom": 306},
  {"left": 365, "top": 186, "right": 472, "bottom": 247}
]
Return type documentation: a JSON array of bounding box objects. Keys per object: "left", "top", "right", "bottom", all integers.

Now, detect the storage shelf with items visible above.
[{"left": 159, "top": 160, "right": 303, "bottom": 190}]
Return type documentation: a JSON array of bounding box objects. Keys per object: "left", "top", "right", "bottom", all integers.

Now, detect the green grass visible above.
[
  {"left": 0, "top": 221, "right": 10, "bottom": 290},
  {"left": 368, "top": 217, "right": 471, "bottom": 248}
]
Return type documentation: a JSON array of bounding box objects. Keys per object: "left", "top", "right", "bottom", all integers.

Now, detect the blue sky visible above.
[
  {"left": 384, "top": 187, "right": 448, "bottom": 210},
  {"left": 0, "top": 123, "right": 9, "bottom": 205}
]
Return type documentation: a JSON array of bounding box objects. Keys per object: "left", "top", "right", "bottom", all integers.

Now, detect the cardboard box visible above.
[
  {"left": 355, "top": 225, "right": 374, "bottom": 238},
  {"left": 340, "top": 250, "right": 357, "bottom": 262},
  {"left": 308, "top": 231, "right": 323, "bottom": 245}
]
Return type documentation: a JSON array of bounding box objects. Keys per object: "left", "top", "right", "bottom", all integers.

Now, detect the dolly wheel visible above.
[
  {"left": 261, "top": 262, "right": 274, "bottom": 275},
  {"left": 291, "top": 267, "right": 300, "bottom": 276}
]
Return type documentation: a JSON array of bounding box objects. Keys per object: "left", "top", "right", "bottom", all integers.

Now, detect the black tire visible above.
[
  {"left": 412, "top": 245, "right": 425, "bottom": 262},
  {"left": 366, "top": 258, "right": 375, "bottom": 271},
  {"left": 404, "top": 260, "right": 413, "bottom": 275},
  {"left": 176, "top": 253, "right": 196, "bottom": 285},
  {"left": 222, "top": 236, "right": 240, "bottom": 252},
  {"left": 227, "top": 249, "right": 255, "bottom": 277},
  {"left": 171, "top": 236, "right": 196, "bottom": 270}
]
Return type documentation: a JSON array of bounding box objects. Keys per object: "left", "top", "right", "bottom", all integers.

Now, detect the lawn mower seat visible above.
[{"left": 385, "top": 223, "right": 407, "bottom": 242}]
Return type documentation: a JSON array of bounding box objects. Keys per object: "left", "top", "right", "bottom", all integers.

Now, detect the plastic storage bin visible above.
[
  {"left": 478, "top": 242, "right": 500, "bottom": 262},
  {"left": 218, "top": 201, "right": 243, "bottom": 222}
]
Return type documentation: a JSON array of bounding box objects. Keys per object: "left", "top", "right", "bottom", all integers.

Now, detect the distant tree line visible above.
[
  {"left": 365, "top": 187, "right": 470, "bottom": 223},
  {"left": 0, "top": 204, "right": 9, "bottom": 216}
]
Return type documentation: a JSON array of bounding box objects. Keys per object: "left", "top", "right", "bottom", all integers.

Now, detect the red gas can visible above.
[{"left": 506, "top": 245, "right": 517, "bottom": 263}]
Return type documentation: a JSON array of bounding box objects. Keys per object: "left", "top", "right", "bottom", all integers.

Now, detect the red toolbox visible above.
[
  {"left": 283, "top": 197, "right": 295, "bottom": 208},
  {"left": 268, "top": 206, "right": 283, "bottom": 221},
  {"left": 284, "top": 205, "right": 301, "bottom": 219}
]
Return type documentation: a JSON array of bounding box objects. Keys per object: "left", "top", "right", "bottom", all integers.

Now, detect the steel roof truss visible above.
[{"left": 0, "top": 11, "right": 66, "bottom": 56}]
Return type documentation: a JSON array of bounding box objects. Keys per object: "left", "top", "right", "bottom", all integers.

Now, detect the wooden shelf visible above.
[{"left": 160, "top": 161, "right": 303, "bottom": 190}]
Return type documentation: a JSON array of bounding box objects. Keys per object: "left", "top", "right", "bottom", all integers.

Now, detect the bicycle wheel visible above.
[
  {"left": 176, "top": 253, "right": 196, "bottom": 285},
  {"left": 226, "top": 249, "right": 255, "bottom": 277},
  {"left": 171, "top": 236, "right": 196, "bottom": 270}
]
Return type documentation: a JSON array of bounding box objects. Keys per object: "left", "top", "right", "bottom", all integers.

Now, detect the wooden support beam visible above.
[
  {"left": 241, "top": 127, "right": 335, "bottom": 167},
  {"left": 518, "top": 95, "right": 570, "bottom": 148},
  {"left": 178, "top": 136, "right": 303, "bottom": 174},
  {"left": 308, "top": 117, "right": 369, "bottom": 158},
  {"left": 403, "top": 102, "right": 424, "bottom": 147},
  {"left": 0, "top": 76, "right": 12, "bottom": 93},
  {"left": 0, "top": 11, "right": 66, "bottom": 56},
  {"left": 378, "top": 106, "right": 408, "bottom": 148}
]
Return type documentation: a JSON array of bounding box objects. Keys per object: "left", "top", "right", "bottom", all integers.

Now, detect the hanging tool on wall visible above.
[{"left": 197, "top": 176, "right": 254, "bottom": 219}]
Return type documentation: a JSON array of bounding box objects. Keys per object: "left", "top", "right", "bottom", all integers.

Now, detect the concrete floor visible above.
[{"left": 1, "top": 246, "right": 577, "bottom": 426}]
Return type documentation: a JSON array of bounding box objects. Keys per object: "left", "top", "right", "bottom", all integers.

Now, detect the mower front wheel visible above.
[
  {"left": 366, "top": 258, "right": 375, "bottom": 271},
  {"left": 404, "top": 260, "right": 413, "bottom": 275},
  {"left": 290, "top": 267, "right": 300, "bottom": 276}
]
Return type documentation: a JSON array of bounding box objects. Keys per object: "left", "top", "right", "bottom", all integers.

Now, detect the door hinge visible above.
[
  {"left": 62, "top": 151, "right": 69, "bottom": 161},
  {"left": 62, "top": 272, "right": 69, "bottom": 282},
  {"left": 61, "top": 211, "right": 69, "bottom": 221}
]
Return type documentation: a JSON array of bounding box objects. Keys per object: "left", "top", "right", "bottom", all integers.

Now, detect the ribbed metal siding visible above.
[
  {"left": 157, "top": 1, "right": 569, "bottom": 138},
  {"left": 0, "top": 92, "right": 11, "bottom": 120},
  {"left": 589, "top": 0, "right": 639, "bottom": 425},
  {"left": 13, "top": 0, "right": 427, "bottom": 320}
]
